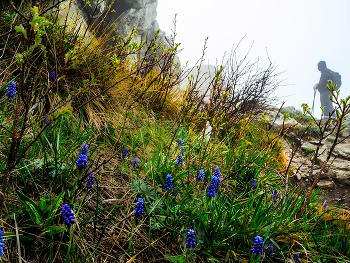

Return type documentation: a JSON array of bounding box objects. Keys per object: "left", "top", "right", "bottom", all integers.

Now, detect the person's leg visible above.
[{"left": 320, "top": 92, "right": 334, "bottom": 117}]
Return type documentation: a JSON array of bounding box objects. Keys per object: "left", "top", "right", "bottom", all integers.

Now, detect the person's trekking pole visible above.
[{"left": 311, "top": 89, "right": 316, "bottom": 115}]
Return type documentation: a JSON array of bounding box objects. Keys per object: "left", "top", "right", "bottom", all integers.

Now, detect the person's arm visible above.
[{"left": 317, "top": 72, "right": 329, "bottom": 92}]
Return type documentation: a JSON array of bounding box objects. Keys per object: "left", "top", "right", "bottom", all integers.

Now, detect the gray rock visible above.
[
  {"left": 301, "top": 142, "right": 316, "bottom": 152},
  {"left": 282, "top": 106, "right": 296, "bottom": 114},
  {"left": 328, "top": 169, "right": 350, "bottom": 185},
  {"left": 265, "top": 110, "right": 300, "bottom": 129},
  {"left": 315, "top": 157, "right": 350, "bottom": 185},
  {"left": 317, "top": 179, "right": 335, "bottom": 190},
  {"left": 333, "top": 144, "right": 350, "bottom": 160},
  {"left": 63, "top": 0, "right": 180, "bottom": 67}
]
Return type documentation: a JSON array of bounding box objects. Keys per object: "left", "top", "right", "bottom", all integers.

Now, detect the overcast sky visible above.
[{"left": 157, "top": 0, "right": 349, "bottom": 117}]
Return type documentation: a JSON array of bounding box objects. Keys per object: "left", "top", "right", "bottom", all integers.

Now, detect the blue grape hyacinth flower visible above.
[
  {"left": 76, "top": 143, "right": 88, "bottom": 169},
  {"left": 176, "top": 153, "right": 183, "bottom": 165},
  {"left": 134, "top": 198, "right": 144, "bottom": 216},
  {"left": 173, "top": 188, "right": 178, "bottom": 197},
  {"left": 206, "top": 176, "right": 219, "bottom": 198},
  {"left": 252, "top": 179, "right": 257, "bottom": 189},
  {"left": 324, "top": 202, "right": 328, "bottom": 208},
  {"left": 181, "top": 147, "right": 185, "bottom": 155},
  {"left": 45, "top": 117, "right": 50, "bottom": 126},
  {"left": 198, "top": 169, "right": 205, "bottom": 181},
  {"left": 186, "top": 229, "right": 196, "bottom": 248},
  {"left": 293, "top": 253, "right": 300, "bottom": 263},
  {"left": 272, "top": 189, "right": 278, "bottom": 200},
  {"left": 266, "top": 243, "right": 274, "bottom": 256},
  {"left": 60, "top": 204, "right": 76, "bottom": 226},
  {"left": 50, "top": 71, "right": 56, "bottom": 80},
  {"left": 86, "top": 173, "right": 95, "bottom": 189},
  {"left": 122, "top": 148, "right": 128, "bottom": 158},
  {"left": 252, "top": 236, "right": 264, "bottom": 256},
  {"left": 6, "top": 81, "right": 16, "bottom": 98},
  {"left": 213, "top": 166, "right": 221, "bottom": 184},
  {"left": 132, "top": 158, "right": 138, "bottom": 168},
  {"left": 0, "top": 229, "right": 4, "bottom": 256},
  {"left": 178, "top": 138, "right": 182, "bottom": 147},
  {"left": 165, "top": 174, "right": 173, "bottom": 190}
]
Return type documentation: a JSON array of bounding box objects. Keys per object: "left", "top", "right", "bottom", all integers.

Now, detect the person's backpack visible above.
[{"left": 331, "top": 71, "right": 342, "bottom": 90}]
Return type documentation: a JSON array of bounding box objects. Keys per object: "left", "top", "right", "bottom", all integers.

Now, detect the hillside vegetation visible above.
[{"left": 0, "top": 2, "right": 350, "bottom": 262}]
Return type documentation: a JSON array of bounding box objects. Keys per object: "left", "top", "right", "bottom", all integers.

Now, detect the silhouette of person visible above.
[{"left": 313, "top": 61, "right": 335, "bottom": 117}]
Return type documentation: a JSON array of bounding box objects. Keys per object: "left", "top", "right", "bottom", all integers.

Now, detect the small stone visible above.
[
  {"left": 309, "top": 140, "right": 324, "bottom": 146},
  {"left": 317, "top": 180, "right": 335, "bottom": 190}
]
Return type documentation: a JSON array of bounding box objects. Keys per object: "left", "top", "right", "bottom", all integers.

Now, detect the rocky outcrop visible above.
[{"left": 71, "top": 0, "right": 180, "bottom": 66}]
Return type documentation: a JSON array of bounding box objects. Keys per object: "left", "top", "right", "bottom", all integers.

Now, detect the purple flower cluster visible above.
[
  {"left": 50, "top": 71, "right": 56, "bottom": 80},
  {"left": 60, "top": 204, "right": 76, "bottom": 226},
  {"left": 132, "top": 158, "right": 138, "bottom": 168},
  {"left": 173, "top": 188, "right": 178, "bottom": 197},
  {"left": 77, "top": 143, "right": 88, "bottom": 169},
  {"left": 206, "top": 176, "right": 219, "bottom": 198},
  {"left": 181, "top": 147, "right": 185, "bottom": 155},
  {"left": 178, "top": 138, "right": 182, "bottom": 147},
  {"left": 198, "top": 169, "right": 205, "bottom": 181},
  {"left": 45, "top": 117, "right": 50, "bottom": 126},
  {"left": 6, "top": 81, "right": 16, "bottom": 98},
  {"left": 293, "top": 253, "right": 300, "bottom": 263},
  {"left": 323, "top": 202, "right": 327, "bottom": 208},
  {"left": 134, "top": 198, "right": 144, "bottom": 216},
  {"left": 176, "top": 153, "right": 183, "bottom": 165},
  {"left": 186, "top": 229, "right": 196, "bottom": 248},
  {"left": 252, "top": 179, "right": 257, "bottom": 189},
  {"left": 122, "top": 148, "right": 128, "bottom": 158},
  {"left": 86, "top": 173, "right": 95, "bottom": 189},
  {"left": 252, "top": 236, "right": 264, "bottom": 256},
  {"left": 266, "top": 243, "right": 273, "bottom": 256},
  {"left": 0, "top": 229, "right": 4, "bottom": 256},
  {"left": 272, "top": 189, "right": 278, "bottom": 200},
  {"left": 213, "top": 166, "right": 221, "bottom": 184},
  {"left": 165, "top": 174, "right": 173, "bottom": 190}
]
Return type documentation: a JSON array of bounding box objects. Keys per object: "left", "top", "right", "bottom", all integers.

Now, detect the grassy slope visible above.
[{"left": 0, "top": 2, "right": 349, "bottom": 262}]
